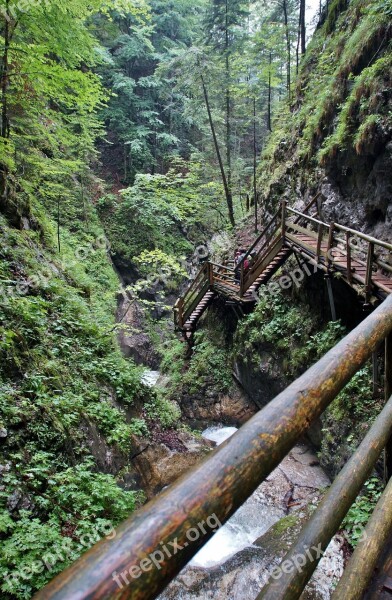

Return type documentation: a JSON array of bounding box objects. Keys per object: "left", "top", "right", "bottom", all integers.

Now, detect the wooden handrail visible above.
[
  {"left": 241, "top": 208, "right": 281, "bottom": 264},
  {"left": 175, "top": 202, "right": 391, "bottom": 332},
  {"left": 34, "top": 295, "right": 392, "bottom": 600},
  {"left": 287, "top": 207, "right": 392, "bottom": 252}
]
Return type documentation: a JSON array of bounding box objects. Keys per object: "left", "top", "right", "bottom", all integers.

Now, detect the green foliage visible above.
[
  {"left": 257, "top": 0, "right": 392, "bottom": 202},
  {"left": 234, "top": 291, "right": 344, "bottom": 377},
  {"left": 0, "top": 204, "right": 150, "bottom": 596},
  {"left": 144, "top": 392, "right": 181, "bottom": 429},
  {"left": 98, "top": 158, "right": 223, "bottom": 275},
  {"left": 320, "top": 365, "right": 383, "bottom": 477},
  {"left": 324, "top": 0, "right": 349, "bottom": 35},
  {"left": 162, "top": 326, "right": 232, "bottom": 400},
  {"left": 0, "top": 461, "right": 144, "bottom": 598},
  {"left": 95, "top": 0, "right": 207, "bottom": 183},
  {"left": 343, "top": 477, "right": 383, "bottom": 547}
]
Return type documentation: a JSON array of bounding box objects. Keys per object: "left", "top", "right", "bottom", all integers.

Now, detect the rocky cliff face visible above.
[{"left": 258, "top": 0, "right": 392, "bottom": 242}]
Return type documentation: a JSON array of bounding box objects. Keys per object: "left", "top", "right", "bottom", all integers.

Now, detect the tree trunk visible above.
[
  {"left": 200, "top": 73, "right": 235, "bottom": 227},
  {"left": 300, "top": 0, "right": 306, "bottom": 55},
  {"left": 253, "top": 97, "right": 258, "bottom": 233},
  {"left": 267, "top": 52, "right": 273, "bottom": 132},
  {"left": 225, "top": 0, "right": 234, "bottom": 226},
  {"left": 296, "top": 1, "right": 301, "bottom": 74},
  {"left": 1, "top": 2, "right": 11, "bottom": 139},
  {"left": 282, "top": 0, "right": 291, "bottom": 100}
]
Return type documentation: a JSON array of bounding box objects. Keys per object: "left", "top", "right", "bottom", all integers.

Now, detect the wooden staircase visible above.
[{"left": 174, "top": 200, "right": 392, "bottom": 338}]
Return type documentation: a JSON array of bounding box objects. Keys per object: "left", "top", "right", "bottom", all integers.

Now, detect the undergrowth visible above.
[{"left": 0, "top": 197, "right": 162, "bottom": 598}]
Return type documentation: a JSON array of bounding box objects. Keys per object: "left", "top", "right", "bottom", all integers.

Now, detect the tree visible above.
[{"left": 204, "top": 0, "right": 249, "bottom": 226}]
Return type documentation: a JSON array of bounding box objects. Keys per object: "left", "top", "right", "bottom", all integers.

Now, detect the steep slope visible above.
[
  {"left": 0, "top": 195, "right": 158, "bottom": 598},
  {"left": 258, "top": 0, "right": 392, "bottom": 239}
]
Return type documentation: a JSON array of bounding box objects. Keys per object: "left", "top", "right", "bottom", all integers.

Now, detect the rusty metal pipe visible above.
[
  {"left": 257, "top": 392, "right": 392, "bottom": 600},
  {"left": 33, "top": 295, "right": 392, "bottom": 600},
  {"left": 332, "top": 472, "right": 392, "bottom": 600}
]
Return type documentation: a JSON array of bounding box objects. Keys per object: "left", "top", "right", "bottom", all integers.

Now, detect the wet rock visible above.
[
  {"left": 180, "top": 383, "right": 258, "bottom": 428},
  {"left": 159, "top": 511, "right": 344, "bottom": 600},
  {"left": 116, "top": 296, "right": 160, "bottom": 368},
  {"left": 158, "top": 445, "right": 343, "bottom": 600},
  {"left": 0, "top": 427, "right": 8, "bottom": 438},
  {"left": 233, "top": 354, "right": 288, "bottom": 410},
  {"left": 7, "top": 489, "right": 34, "bottom": 512},
  {"left": 80, "top": 419, "right": 131, "bottom": 476},
  {"left": 132, "top": 432, "right": 213, "bottom": 498}
]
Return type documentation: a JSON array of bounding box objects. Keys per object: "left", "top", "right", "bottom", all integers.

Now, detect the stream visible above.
[
  {"left": 191, "top": 426, "right": 283, "bottom": 569},
  {"left": 141, "top": 372, "right": 345, "bottom": 599}
]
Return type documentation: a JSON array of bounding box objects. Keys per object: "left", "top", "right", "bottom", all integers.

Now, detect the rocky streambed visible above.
[{"left": 158, "top": 426, "right": 345, "bottom": 600}]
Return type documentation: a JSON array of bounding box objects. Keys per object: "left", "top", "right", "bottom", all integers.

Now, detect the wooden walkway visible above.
[{"left": 174, "top": 202, "right": 392, "bottom": 336}]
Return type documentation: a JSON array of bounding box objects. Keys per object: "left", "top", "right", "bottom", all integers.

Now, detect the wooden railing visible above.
[
  {"left": 174, "top": 201, "right": 392, "bottom": 330},
  {"left": 174, "top": 262, "right": 213, "bottom": 329},
  {"left": 285, "top": 207, "right": 392, "bottom": 301},
  {"left": 34, "top": 295, "right": 392, "bottom": 600}
]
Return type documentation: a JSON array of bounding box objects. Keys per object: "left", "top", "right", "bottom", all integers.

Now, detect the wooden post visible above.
[
  {"left": 208, "top": 262, "right": 214, "bottom": 287},
  {"left": 365, "top": 242, "right": 375, "bottom": 306},
  {"left": 325, "top": 276, "right": 337, "bottom": 322},
  {"left": 178, "top": 298, "right": 184, "bottom": 329},
  {"left": 383, "top": 331, "right": 391, "bottom": 481},
  {"left": 316, "top": 224, "right": 323, "bottom": 262},
  {"left": 346, "top": 231, "right": 352, "bottom": 284},
  {"left": 327, "top": 222, "right": 335, "bottom": 269},
  {"left": 281, "top": 201, "right": 287, "bottom": 238},
  {"left": 372, "top": 349, "right": 379, "bottom": 398}
]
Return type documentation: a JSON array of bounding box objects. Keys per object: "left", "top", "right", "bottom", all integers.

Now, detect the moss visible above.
[
  {"left": 324, "top": 0, "right": 349, "bottom": 35},
  {"left": 233, "top": 290, "right": 345, "bottom": 379},
  {"left": 257, "top": 0, "right": 392, "bottom": 199},
  {"left": 0, "top": 194, "right": 155, "bottom": 597},
  {"left": 320, "top": 365, "right": 384, "bottom": 477},
  {"left": 272, "top": 514, "right": 299, "bottom": 535}
]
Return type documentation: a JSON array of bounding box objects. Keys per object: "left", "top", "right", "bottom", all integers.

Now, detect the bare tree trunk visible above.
[
  {"left": 267, "top": 52, "right": 272, "bottom": 132},
  {"left": 300, "top": 0, "right": 306, "bottom": 55},
  {"left": 225, "top": 0, "right": 234, "bottom": 226},
  {"left": 1, "top": 2, "right": 11, "bottom": 139},
  {"left": 0, "top": 3, "right": 17, "bottom": 207},
  {"left": 282, "top": 0, "right": 291, "bottom": 100},
  {"left": 296, "top": 2, "right": 301, "bottom": 74},
  {"left": 201, "top": 73, "right": 235, "bottom": 227},
  {"left": 253, "top": 97, "right": 258, "bottom": 233}
]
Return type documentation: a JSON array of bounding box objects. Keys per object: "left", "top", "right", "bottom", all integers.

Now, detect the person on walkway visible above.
[{"left": 235, "top": 249, "right": 248, "bottom": 282}]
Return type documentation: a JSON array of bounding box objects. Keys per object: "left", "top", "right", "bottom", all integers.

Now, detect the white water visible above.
[
  {"left": 202, "top": 425, "right": 238, "bottom": 446},
  {"left": 190, "top": 426, "right": 283, "bottom": 568},
  {"left": 141, "top": 370, "right": 160, "bottom": 387}
]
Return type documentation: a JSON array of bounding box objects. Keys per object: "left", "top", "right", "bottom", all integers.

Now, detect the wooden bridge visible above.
[
  {"left": 174, "top": 201, "right": 392, "bottom": 338},
  {"left": 33, "top": 202, "right": 392, "bottom": 600}
]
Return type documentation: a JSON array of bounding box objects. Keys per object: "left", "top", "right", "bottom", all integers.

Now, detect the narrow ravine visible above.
[{"left": 156, "top": 426, "right": 345, "bottom": 600}]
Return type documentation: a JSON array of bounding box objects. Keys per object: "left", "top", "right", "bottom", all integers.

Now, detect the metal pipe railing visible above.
[
  {"left": 257, "top": 392, "right": 392, "bottom": 600},
  {"left": 33, "top": 294, "right": 392, "bottom": 600}
]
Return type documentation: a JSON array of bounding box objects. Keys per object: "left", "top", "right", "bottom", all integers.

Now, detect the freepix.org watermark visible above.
[
  {"left": 112, "top": 513, "right": 222, "bottom": 589},
  {"left": 265, "top": 524, "right": 368, "bottom": 584}
]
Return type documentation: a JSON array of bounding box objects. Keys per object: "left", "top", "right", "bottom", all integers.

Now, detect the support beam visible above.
[
  {"left": 372, "top": 349, "right": 379, "bottom": 398},
  {"left": 332, "top": 471, "right": 392, "bottom": 600},
  {"left": 325, "top": 276, "right": 337, "bottom": 321}
]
